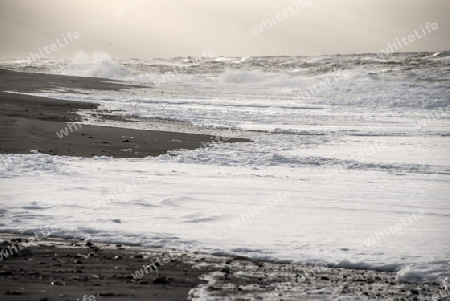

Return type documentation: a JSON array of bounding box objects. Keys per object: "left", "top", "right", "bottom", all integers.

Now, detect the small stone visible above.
[
  {"left": 154, "top": 277, "right": 170, "bottom": 284},
  {"left": 0, "top": 270, "right": 13, "bottom": 276},
  {"left": 99, "top": 292, "right": 116, "bottom": 296},
  {"left": 17, "top": 248, "right": 33, "bottom": 257},
  {"left": 233, "top": 256, "right": 249, "bottom": 261}
]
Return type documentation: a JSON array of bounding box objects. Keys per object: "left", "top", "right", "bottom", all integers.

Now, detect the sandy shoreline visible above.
[
  {"left": 0, "top": 233, "right": 445, "bottom": 301},
  {"left": 0, "top": 69, "right": 250, "bottom": 158}
]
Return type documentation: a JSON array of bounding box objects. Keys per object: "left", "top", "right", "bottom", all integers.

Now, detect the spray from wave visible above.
[{"left": 59, "top": 52, "right": 131, "bottom": 79}]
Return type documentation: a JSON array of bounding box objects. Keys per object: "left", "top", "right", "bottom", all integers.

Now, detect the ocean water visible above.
[{"left": 0, "top": 52, "right": 449, "bottom": 284}]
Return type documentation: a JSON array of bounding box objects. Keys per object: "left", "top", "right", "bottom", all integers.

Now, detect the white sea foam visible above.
[{"left": 59, "top": 52, "right": 131, "bottom": 79}]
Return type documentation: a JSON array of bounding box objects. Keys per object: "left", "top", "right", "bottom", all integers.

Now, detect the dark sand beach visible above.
[
  {"left": 0, "top": 233, "right": 445, "bottom": 301},
  {"left": 0, "top": 69, "right": 249, "bottom": 158}
]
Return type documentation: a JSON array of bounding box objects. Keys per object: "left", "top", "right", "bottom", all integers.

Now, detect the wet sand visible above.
[
  {"left": 0, "top": 233, "right": 444, "bottom": 301},
  {"left": 0, "top": 69, "right": 250, "bottom": 158}
]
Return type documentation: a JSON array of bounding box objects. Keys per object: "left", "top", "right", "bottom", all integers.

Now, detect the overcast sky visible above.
[{"left": 0, "top": 0, "right": 449, "bottom": 59}]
